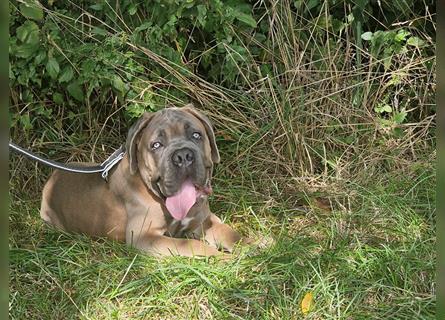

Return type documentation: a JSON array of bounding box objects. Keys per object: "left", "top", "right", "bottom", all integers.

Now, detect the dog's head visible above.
[{"left": 125, "top": 104, "right": 220, "bottom": 220}]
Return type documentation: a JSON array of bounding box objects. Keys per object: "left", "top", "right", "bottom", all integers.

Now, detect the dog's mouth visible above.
[{"left": 154, "top": 177, "right": 212, "bottom": 221}]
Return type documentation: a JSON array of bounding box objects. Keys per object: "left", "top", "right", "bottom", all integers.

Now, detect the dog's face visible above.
[{"left": 126, "top": 105, "right": 220, "bottom": 220}]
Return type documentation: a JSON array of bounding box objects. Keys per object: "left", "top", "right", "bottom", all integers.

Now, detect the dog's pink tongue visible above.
[{"left": 165, "top": 180, "right": 197, "bottom": 220}]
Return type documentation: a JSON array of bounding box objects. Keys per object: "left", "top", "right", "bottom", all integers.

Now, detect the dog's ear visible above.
[
  {"left": 126, "top": 112, "right": 155, "bottom": 174},
  {"left": 182, "top": 104, "right": 220, "bottom": 164}
]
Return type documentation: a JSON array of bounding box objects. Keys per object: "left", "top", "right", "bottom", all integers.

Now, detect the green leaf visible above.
[
  {"left": 293, "top": 0, "right": 303, "bottom": 9},
  {"left": 14, "top": 21, "right": 40, "bottom": 58},
  {"left": 388, "top": 74, "right": 402, "bottom": 86},
  {"left": 393, "top": 110, "right": 407, "bottom": 124},
  {"left": 306, "top": 0, "right": 319, "bottom": 11},
  {"left": 36, "top": 104, "right": 52, "bottom": 118},
  {"left": 34, "top": 50, "right": 46, "bottom": 64},
  {"left": 68, "top": 111, "right": 76, "bottom": 120},
  {"left": 16, "top": 21, "right": 40, "bottom": 44},
  {"left": 375, "top": 104, "right": 392, "bottom": 114},
  {"left": 394, "top": 29, "right": 410, "bottom": 42},
  {"left": 135, "top": 22, "right": 151, "bottom": 32},
  {"left": 126, "top": 104, "right": 147, "bottom": 118},
  {"left": 81, "top": 59, "right": 96, "bottom": 74},
  {"left": 20, "top": 114, "right": 33, "bottom": 130},
  {"left": 407, "top": 36, "right": 425, "bottom": 48},
  {"left": 15, "top": 43, "right": 39, "bottom": 58},
  {"left": 361, "top": 32, "right": 373, "bottom": 41},
  {"left": 370, "top": 30, "right": 385, "bottom": 56},
  {"left": 67, "top": 82, "right": 84, "bottom": 101},
  {"left": 59, "top": 66, "right": 74, "bottom": 83},
  {"left": 196, "top": 4, "right": 207, "bottom": 26},
  {"left": 19, "top": 2, "right": 44, "bottom": 21},
  {"left": 378, "top": 118, "right": 393, "bottom": 127},
  {"left": 128, "top": 4, "right": 137, "bottom": 15},
  {"left": 233, "top": 11, "right": 257, "bottom": 28},
  {"left": 46, "top": 57, "right": 60, "bottom": 79},
  {"left": 89, "top": 4, "right": 103, "bottom": 11},
  {"left": 355, "top": 0, "right": 369, "bottom": 10},
  {"left": 382, "top": 46, "right": 393, "bottom": 70},
  {"left": 112, "top": 75, "right": 128, "bottom": 94},
  {"left": 393, "top": 127, "right": 404, "bottom": 138},
  {"left": 53, "top": 92, "right": 64, "bottom": 105}
]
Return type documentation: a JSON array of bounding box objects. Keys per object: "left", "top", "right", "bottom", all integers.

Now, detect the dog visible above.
[{"left": 40, "top": 104, "right": 249, "bottom": 258}]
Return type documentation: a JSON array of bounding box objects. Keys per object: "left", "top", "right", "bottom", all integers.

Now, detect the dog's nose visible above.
[{"left": 172, "top": 148, "right": 194, "bottom": 168}]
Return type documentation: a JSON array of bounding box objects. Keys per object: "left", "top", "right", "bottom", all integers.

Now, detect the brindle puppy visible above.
[{"left": 40, "top": 105, "right": 249, "bottom": 258}]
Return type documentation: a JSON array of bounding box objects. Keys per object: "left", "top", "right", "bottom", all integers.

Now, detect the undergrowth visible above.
[{"left": 9, "top": 0, "right": 436, "bottom": 319}]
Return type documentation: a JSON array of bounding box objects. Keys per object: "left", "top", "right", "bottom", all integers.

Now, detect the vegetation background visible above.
[{"left": 9, "top": 0, "right": 436, "bottom": 319}]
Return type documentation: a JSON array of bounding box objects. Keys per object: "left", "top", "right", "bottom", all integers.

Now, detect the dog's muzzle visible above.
[{"left": 171, "top": 147, "right": 195, "bottom": 168}]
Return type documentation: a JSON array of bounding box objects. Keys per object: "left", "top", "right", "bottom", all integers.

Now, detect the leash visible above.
[{"left": 9, "top": 141, "right": 125, "bottom": 181}]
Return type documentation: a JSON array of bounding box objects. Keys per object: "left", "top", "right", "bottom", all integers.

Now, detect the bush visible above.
[{"left": 9, "top": 0, "right": 435, "bottom": 188}]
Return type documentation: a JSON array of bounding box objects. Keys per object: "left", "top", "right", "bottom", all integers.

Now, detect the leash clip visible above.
[{"left": 100, "top": 146, "right": 125, "bottom": 182}]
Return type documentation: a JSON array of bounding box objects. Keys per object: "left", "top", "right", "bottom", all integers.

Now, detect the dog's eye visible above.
[
  {"left": 192, "top": 132, "right": 201, "bottom": 140},
  {"left": 151, "top": 142, "right": 163, "bottom": 150}
]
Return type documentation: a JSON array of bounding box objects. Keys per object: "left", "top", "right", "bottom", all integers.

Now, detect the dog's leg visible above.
[
  {"left": 132, "top": 234, "right": 227, "bottom": 258},
  {"left": 40, "top": 189, "right": 66, "bottom": 231},
  {"left": 125, "top": 207, "right": 227, "bottom": 258},
  {"left": 202, "top": 214, "right": 249, "bottom": 252}
]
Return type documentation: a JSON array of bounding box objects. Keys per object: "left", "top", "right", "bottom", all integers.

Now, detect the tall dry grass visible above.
[{"left": 10, "top": 1, "right": 435, "bottom": 204}]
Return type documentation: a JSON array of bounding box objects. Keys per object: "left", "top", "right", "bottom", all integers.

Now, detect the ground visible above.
[{"left": 9, "top": 153, "right": 435, "bottom": 319}]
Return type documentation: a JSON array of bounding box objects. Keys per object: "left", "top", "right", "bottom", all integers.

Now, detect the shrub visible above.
[{"left": 9, "top": 0, "right": 435, "bottom": 190}]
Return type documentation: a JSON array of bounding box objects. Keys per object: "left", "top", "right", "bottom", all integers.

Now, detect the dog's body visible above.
[{"left": 40, "top": 105, "right": 246, "bottom": 257}]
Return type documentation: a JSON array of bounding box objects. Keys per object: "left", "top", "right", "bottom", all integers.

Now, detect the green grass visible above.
[
  {"left": 9, "top": 1, "right": 436, "bottom": 318},
  {"left": 9, "top": 157, "right": 435, "bottom": 319}
]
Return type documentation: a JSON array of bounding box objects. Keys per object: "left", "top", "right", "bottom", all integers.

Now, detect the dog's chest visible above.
[
  {"left": 166, "top": 216, "right": 199, "bottom": 238},
  {"left": 172, "top": 216, "right": 195, "bottom": 232},
  {"left": 165, "top": 206, "right": 208, "bottom": 238}
]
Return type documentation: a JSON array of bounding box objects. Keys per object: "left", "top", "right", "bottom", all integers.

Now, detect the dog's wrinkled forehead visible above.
[{"left": 142, "top": 109, "right": 206, "bottom": 142}]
